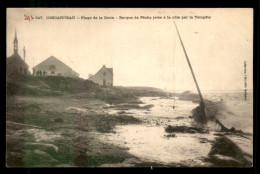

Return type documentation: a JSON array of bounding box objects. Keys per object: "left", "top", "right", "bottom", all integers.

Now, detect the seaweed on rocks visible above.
[{"left": 165, "top": 125, "right": 209, "bottom": 134}]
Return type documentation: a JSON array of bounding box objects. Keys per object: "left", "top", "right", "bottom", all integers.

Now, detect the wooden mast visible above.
[
  {"left": 174, "top": 22, "right": 208, "bottom": 123},
  {"left": 173, "top": 22, "right": 231, "bottom": 131}
]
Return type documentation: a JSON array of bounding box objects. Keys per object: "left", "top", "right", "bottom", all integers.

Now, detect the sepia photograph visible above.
[{"left": 6, "top": 8, "right": 253, "bottom": 167}]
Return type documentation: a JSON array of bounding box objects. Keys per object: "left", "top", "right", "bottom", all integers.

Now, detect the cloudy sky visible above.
[{"left": 6, "top": 8, "right": 253, "bottom": 91}]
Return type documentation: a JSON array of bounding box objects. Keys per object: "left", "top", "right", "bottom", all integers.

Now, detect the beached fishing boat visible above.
[{"left": 173, "top": 22, "right": 228, "bottom": 130}]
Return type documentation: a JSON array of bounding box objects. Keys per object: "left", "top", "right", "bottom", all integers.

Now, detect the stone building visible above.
[
  {"left": 6, "top": 30, "right": 30, "bottom": 75},
  {"left": 88, "top": 65, "right": 113, "bottom": 86},
  {"left": 33, "top": 56, "right": 79, "bottom": 78}
]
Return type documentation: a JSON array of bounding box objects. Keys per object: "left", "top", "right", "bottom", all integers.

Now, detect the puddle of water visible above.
[
  {"left": 101, "top": 125, "right": 215, "bottom": 165},
  {"left": 105, "top": 97, "right": 198, "bottom": 122},
  {"left": 140, "top": 97, "right": 198, "bottom": 118}
]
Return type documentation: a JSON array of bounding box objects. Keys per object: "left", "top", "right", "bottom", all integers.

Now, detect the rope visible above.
[{"left": 173, "top": 32, "right": 176, "bottom": 105}]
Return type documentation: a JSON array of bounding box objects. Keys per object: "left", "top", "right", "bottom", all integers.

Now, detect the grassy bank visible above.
[
  {"left": 6, "top": 74, "right": 170, "bottom": 167},
  {"left": 6, "top": 73, "right": 170, "bottom": 104},
  {"left": 6, "top": 94, "right": 143, "bottom": 167}
]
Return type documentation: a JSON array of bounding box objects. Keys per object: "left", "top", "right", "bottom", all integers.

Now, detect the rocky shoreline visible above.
[{"left": 6, "top": 76, "right": 253, "bottom": 167}]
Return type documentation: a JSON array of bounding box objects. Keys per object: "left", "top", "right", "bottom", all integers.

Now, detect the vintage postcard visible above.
[{"left": 6, "top": 8, "right": 253, "bottom": 167}]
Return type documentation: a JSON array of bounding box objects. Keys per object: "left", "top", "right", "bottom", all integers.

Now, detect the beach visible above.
[{"left": 6, "top": 78, "right": 253, "bottom": 167}]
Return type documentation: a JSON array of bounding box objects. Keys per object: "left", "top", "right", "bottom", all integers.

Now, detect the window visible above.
[
  {"left": 51, "top": 71, "right": 55, "bottom": 74},
  {"left": 49, "top": 65, "right": 56, "bottom": 71},
  {"left": 20, "top": 67, "right": 22, "bottom": 73},
  {"left": 103, "top": 72, "right": 106, "bottom": 76}
]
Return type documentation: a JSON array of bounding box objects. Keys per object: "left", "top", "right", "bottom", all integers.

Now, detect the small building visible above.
[
  {"left": 6, "top": 30, "right": 30, "bottom": 75},
  {"left": 88, "top": 65, "right": 113, "bottom": 86},
  {"left": 33, "top": 56, "right": 79, "bottom": 78}
]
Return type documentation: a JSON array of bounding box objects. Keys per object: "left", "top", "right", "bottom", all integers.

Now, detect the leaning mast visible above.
[
  {"left": 173, "top": 22, "right": 231, "bottom": 131},
  {"left": 174, "top": 22, "right": 207, "bottom": 113}
]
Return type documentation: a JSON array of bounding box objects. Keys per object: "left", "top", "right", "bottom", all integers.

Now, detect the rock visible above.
[
  {"left": 9, "top": 151, "right": 24, "bottom": 159},
  {"left": 174, "top": 116, "right": 185, "bottom": 120},
  {"left": 6, "top": 151, "right": 24, "bottom": 167},
  {"left": 156, "top": 122, "right": 160, "bottom": 126},
  {"left": 6, "top": 135, "right": 25, "bottom": 152},
  {"left": 104, "top": 104, "right": 110, "bottom": 107},
  {"left": 187, "top": 130, "right": 197, "bottom": 134},
  {"left": 199, "top": 138, "right": 212, "bottom": 144},
  {"left": 165, "top": 125, "right": 208, "bottom": 134},
  {"left": 55, "top": 164, "right": 75, "bottom": 167},
  {"left": 206, "top": 154, "right": 243, "bottom": 167},
  {"left": 22, "top": 149, "right": 59, "bottom": 167},
  {"left": 228, "top": 127, "right": 244, "bottom": 134},
  {"left": 213, "top": 154, "right": 240, "bottom": 162},
  {"left": 207, "top": 136, "right": 252, "bottom": 167},
  {"left": 165, "top": 125, "right": 175, "bottom": 133},
  {"left": 25, "top": 142, "right": 59, "bottom": 155},
  {"left": 6, "top": 129, "right": 16, "bottom": 136},
  {"left": 33, "top": 150, "right": 58, "bottom": 163},
  {"left": 165, "top": 133, "right": 176, "bottom": 138},
  {"left": 209, "top": 136, "right": 242, "bottom": 156},
  {"left": 213, "top": 133, "right": 224, "bottom": 136}
]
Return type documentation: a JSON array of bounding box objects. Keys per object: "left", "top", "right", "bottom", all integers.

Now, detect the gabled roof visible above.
[
  {"left": 88, "top": 65, "right": 113, "bottom": 80},
  {"left": 7, "top": 53, "right": 29, "bottom": 68},
  {"left": 107, "top": 68, "right": 113, "bottom": 74},
  {"left": 34, "top": 56, "right": 79, "bottom": 76}
]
